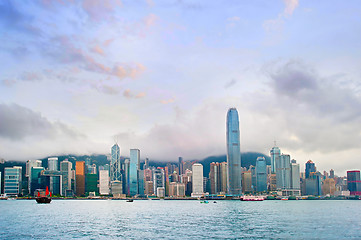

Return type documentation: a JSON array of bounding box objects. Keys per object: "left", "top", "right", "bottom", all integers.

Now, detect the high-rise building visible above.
[
  {"left": 86, "top": 173, "right": 98, "bottom": 195},
  {"left": 276, "top": 154, "right": 291, "bottom": 190},
  {"left": 191, "top": 163, "right": 204, "bottom": 197},
  {"left": 256, "top": 157, "right": 267, "bottom": 192},
  {"left": 220, "top": 162, "right": 227, "bottom": 193},
  {"left": 330, "top": 169, "right": 335, "bottom": 178},
  {"left": 26, "top": 160, "right": 42, "bottom": 177},
  {"left": 347, "top": 170, "right": 361, "bottom": 195},
  {"left": 110, "top": 144, "right": 121, "bottom": 181},
  {"left": 169, "top": 182, "right": 185, "bottom": 197},
  {"left": 75, "top": 161, "right": 85, "bottom": 196},
  {"left": 29, "top": 167, "right": 45, "bottom": 195},
  {"left": 144, "top": 181, "right": 154, "bottom": 195},
  {"left": 60, "top": 159, "right": 72, "bottom": 196},
  {"left": 153, "top": 168, "right": 165, "bottom": 194},
  {"left": 322, "top": 178, "right": 336, "bottom": 195},
  {"left": 99, "top": 169, "right": 110, "bottom": 195},
  {"left": 290, "top": 159, "right": 300, "bottom": 189},
  {"left": 4, "top": 166, "right": 22, "bottom": 196},
  {"left": 209, "top": 162, "right": 220, "bottom": 194},
  {"left": 304, "top": 172, "right": 322, "bottom": 196},
  {"left": 226, "top": 108, "right": 242, "bottom": 195},
  {"left": 178, "top": 157, "right": 184, "bottom": 175},
  {"left": 241, "top": 171, "right": 252, "bottom": 193},
  {"left": 129, "top": 149, "right": 140, "bottom": 196},
  {"left": 305, "top": 160, "right": 316, "bottom": 179},
  {"left": 48, "top": 157, "right": 58, "bottom": 171},
  {"left": 270, "top": 146, "right": 281, "bottom": 173},
  {"left": 144, "top": 158, "right": 149, "bottom": 170}
]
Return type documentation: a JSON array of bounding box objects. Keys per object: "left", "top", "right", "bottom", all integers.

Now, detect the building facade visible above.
[
  {"left": 256, "top": 157, "right": 267, "bottom": 192},
  {"left": 226, "top": 108, "right": 242, "bottom": 195},
  {"left": 191, "top": 163, "right": 204, "bottom": 197}
]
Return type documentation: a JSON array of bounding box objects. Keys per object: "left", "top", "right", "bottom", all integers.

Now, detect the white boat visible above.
[{"left": 240, "top": 196, "right": 264, "bottom": 201}]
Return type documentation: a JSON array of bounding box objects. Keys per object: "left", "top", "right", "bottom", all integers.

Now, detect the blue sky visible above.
[{"left": 1, "top": 0, "right": 361, "bottom": 175}]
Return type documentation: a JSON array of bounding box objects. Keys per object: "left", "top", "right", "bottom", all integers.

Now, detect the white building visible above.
[
  {"left": 48, "top": 157, "right": 58, "bottom": 171},
  {"left": 26, "top": 160, "right": 42, "bottom": 177},
  {"left": 191, "top": 163, "right": 204, "bottom": 197},
  {"left": 99, "top": 169, "right": 110, "bottom": 195}
]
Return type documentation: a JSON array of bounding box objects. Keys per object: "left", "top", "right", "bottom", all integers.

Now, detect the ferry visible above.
[{"left": 240, "top": 196, "right": 264, "bottom": 201}]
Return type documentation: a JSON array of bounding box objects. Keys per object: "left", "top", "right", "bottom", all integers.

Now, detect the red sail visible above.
[
  {"left": 50, "top": 192, "right": 52, "bottom": 197},
  {"left": 46, "top": 186, "right": 49, "bottom": 196},
  {"left": 37, "top": 192, "right": 40, "bottom": 197}
]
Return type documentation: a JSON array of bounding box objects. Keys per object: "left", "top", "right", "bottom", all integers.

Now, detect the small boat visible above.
[
  {"left": 240, "top": 196, "right": 264, "bottom": 201},
  {"left": 200, "top": 200, "right": 209, "bottom": 204},
  {"left": 281, "top": 197, "right": 288, "bottom": 201},
  {"left": 126, "top": 199, "right": 133, "bottom": 202},
  {"left": 36, "top": 186, "right": 52, "bottom": 204},
  {"left": 213, "top": 201, "right": 217, "bottom": 203}
]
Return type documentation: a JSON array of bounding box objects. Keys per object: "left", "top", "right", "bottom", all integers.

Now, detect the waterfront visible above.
[{"left": 1, "top": 200, "right": 360, "bottom": 239}]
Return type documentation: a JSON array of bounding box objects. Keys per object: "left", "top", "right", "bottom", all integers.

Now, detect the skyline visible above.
[{"left": 1, "top": 1, "right": 361, "bottom": 175}]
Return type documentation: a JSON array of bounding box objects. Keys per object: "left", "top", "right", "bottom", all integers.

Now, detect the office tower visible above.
[
  {"left": 241, "top": 171, "right": 252, "bottom": 193},
  {"left": 26, "top": 160, "right": 42, "bottom": 193},
  {"left": 124, "top": 159, "right": 130, "bottom": 195},
  {"left": 48, "top": 157, "right": 58, "bottom": 171},
  {"left": 304, "top": 172, "right": 322, "bottom": 196},
  {"left": 330, "top": 169, "right": 335, "bottom": 178},
  {"left": 29, "top": 167, "right": 45, "bottom": 195},
  {"left": 86, "top": 173, "right": 98, "bottom": 195},
  {"left": 226, "top": 108, "right": 242, "bottom": 195},
  {"left": 209, "top": 162, "right": 221, "bottom": 194},
  {"left": 99, "top": 169, "right": 110, "bottom": 195},
  {"left": 220, "top": 162, "right": 228, "bottom": 193},
  {"left": 130, "top": 149, "right": 141, "bottom": 170},
  {"left": 144, "top": 181, "right": 154, "bottom": 195},
  {"left": 269, "top": 173, "right": 277, "bottom": 191},
  {"left": 144, "top": 168, "right": 152, "bottom": 181},
  {"left": 138, "top": 169, "right": 145, "bottom": 196},
  {"left": 75, "top": 161, "right": 85, "bottom": 196},
  {"left": 276, "top": 154, "right": 291, "bottom": 189},
  {"left": 169, "top": 182, "right": 185, "bottom": 197},
  {"left": 322, "top": 178, "right": 336, "bottom": 195},
  {"left": 270, "top": 145, "right": 281, "bottom": 173},
  {"left": 191, "top": 163, "right": 204, "bottom": 197},
  {"left": 129, "top": 149, "right": 140, "bottom": 196},
  {"left": 4, "top": 166, "right": 22, "bottom": 195},
  {"left": 305, "top": 160, "right": 316, "bottom": 178},
  {"left": 111, "top": 181, "right": 123, "bottom": 197},
  {"left": 164, "top": 166, "right": 170, "bottom": 196},
  {"left": 256, "top": 157, "right": 267, "bottom": 192},
  {"left": 60, "top": 159, "right": 72, "bottom": 196},
  {"left": 26, "top": 160, "right": 42, "bottom": 177},
  {"left": 178, "top": 157, "right": 184, "bottom": 175},
  {"left": 110, "top": 144, "right": 121, "bottom": 181},
  {"left": 347, "top": 170, "right": 361, "bottom": 195},
  {"left": 290, "top": 159, "right": 300, "bottom": 190},
  {"left": 250, "top": 165, "right": 256, "bottom": 190},
  {"left": 144, "top": 158, "right": 149, "bottom": 170},
  {"left": 153, "top": 168, "right": 165, "bottom": 194},
  {"left": 157, "top": 187, "right": 165, "bottom": 198}
]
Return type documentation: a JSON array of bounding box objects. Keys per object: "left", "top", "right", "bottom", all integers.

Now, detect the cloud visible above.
[
  {"left": 81, "top": 0, "right": 122, "bottom": 21},
  {"left": 161, "top": 98, "right": 175, "bottom": 104},
  {"left": 92, "top": 45, "right": 105, "bottom": 55},
  {"left": 123, "top": 89, "right": 146, "bottom": 99},
  {"left": 144, "top": 13, "right": 158, "bottom": 27},
  {"left": 0, "top": 103, "right": 82, "bottom": 140},
  {"left": 227, "top": 16, "right": 240, "bottom": 22},
  {"left": 225, "top": 79, "right": 237, "bottom": 89},
  {"left": 112, "top": 63, "right": 146, "bottom": 80},
  {"left": 145, "top": 0, "right": 155, "bottom": 7},
  {"left": 283, "top": 0, "right": 299, "bottom": 16}
]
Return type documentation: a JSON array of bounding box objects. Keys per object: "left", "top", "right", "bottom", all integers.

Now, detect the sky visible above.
[{"left": 1, "top": 0, "right": 361, "bottom": 175}]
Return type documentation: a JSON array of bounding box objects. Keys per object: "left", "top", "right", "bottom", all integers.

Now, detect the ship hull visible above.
[{"left": 36, "top": 197, "right": 51, "bottom": 204}]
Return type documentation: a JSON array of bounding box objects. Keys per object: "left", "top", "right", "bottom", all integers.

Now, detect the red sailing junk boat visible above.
[{"left": 36, "top": 186, "right": 52, "bottom": 204}]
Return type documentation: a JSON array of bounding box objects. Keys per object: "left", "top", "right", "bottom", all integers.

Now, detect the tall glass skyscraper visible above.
[
  {"left": 256, "top": 157, "right": 267, "bottom": 192},
  {"left": 111, "top": 144, "right": 121, "bottom": 181},
  {"left": 270, "top": 146, "right": 281, "bottom": 173},
  {"left": 226, "top": 108, "right": 242, "bottom": 195}
]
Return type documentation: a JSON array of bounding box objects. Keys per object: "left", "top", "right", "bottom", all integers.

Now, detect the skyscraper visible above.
[
  {"left": 276, "top": 154, "right": 291, "bottom": 190},
  {"left": 110, "top": 144, "right": 121, "bottom": 181},
  {"left": 191, "top": 163, "right": 204, "bottom": 197},
  {"left": 75, "top": 161, "right": 85, "bottom": 196},
  {"left": 26, "top": 160, "right": 42, "bottom": 177},
  {"left": 305, "top": 160, "right": 316, "bottom": 179},
  {"left": 129, "top": 149, "right": 140, "bottom": 196},
  {"left": 290, "top": 159, "right": 300, "bottom": 190},
  {"left": 48, "top": 157, "right": 58, "bottom": 171},
  {"left": 270, "top": 146, "right": 281, "bottom": 173},
  {"left": 347, "top": 170, "right": 361, "bottom": 195},
  {"left": 4, "top": 166, "right": 22, "bottom": 196},
  {"left": 256, "top": 157, "right": 267, "bottom": 192},
  {"left": 60, "top": 159, "right": 72, "bottom": 196},
  {"left": 99, "top": 169, "right": 110, "bottom": 195},
  {"left": 226, "top": 108, "right": 242, "bottom": 195}
]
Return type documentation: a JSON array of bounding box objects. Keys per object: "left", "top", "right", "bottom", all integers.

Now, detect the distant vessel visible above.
[
  {"left": 241, "top": 196, "right": 264, "bottom": 201},
  {"left": 200, "top": 200, "right": 209, "bottom": 204},
  {"left": 281, "top": 197, "right": 288, "bottom": 201},
  {"left": 126, "top": 199, "right": 133, "bottom": 202},
  {"left": 36, "top": 186, "right": 52, "bottom": 204}
]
